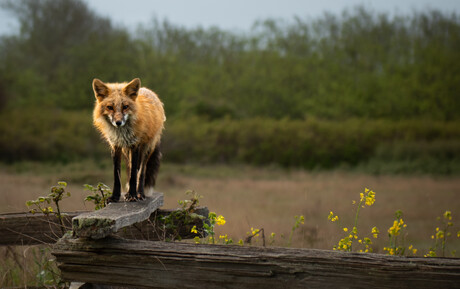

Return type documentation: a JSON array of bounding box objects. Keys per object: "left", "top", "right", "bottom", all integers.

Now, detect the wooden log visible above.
[
  {"left": 53, "top": 236, "right": 460, "bottom": 289},
  {"left": 72, "top": 193, "right": 164, "bottom": 239},
  {"left": 0, "top": 207, "right": 208, "bottom": 246},
  {"left": 0, "top": 211, "right": 74, "bottom": 246}
]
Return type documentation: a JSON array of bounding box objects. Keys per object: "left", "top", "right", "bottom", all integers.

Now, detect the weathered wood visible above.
[
  {"left": 72, "top": 193, "right": 163, "bottom": 239},
  {"left": 0, "top": 207, "right": 208, "bottom": 246},
  {"left": 53, "top": 236, "right": 460, "bottom": 289},
  {"left": 0, "top": 211, "right": 74, "bottom": 246}
]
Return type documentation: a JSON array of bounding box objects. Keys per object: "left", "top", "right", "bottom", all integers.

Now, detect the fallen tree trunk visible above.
[{"left": 53, "top": 236, "right": 460, "bottom": 289}]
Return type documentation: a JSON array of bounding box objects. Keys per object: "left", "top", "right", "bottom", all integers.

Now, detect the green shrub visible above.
[{"left": 1, "top": 109, "right": 459, "bottom": 174}]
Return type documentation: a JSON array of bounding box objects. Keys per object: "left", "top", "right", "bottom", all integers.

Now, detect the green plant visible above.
[
  {"left": 32, "top": 247, "right": 65, "bottom": 288},
  {"left": 383, "top": 210, "right": 417, "bottom": 256},
  {"left": 287, "top": 215, "right": 305, "bottom": 247},
  {"left": 158, "top": 191, "right": 205, "bottom": 241},
  {"left": 242, "top": 220, "right": 306, "bottom": 248},
  {"left": 26, "top": 181, "right": 70, "bottom": 234},
  {"left": 194, "top": 211, "right": 227, "bottom": 244},
  {"left": 244, "top": 227, "right": 264, "bottom": 246},
  {"left": 84, "top": 182, "right": 112, "bottom": 210},
  {"left": 328, "top": 189, "right": 422, "bottom": 255},
  {"left": 329, "top": 188, "right": 377, "bottom": 252},
  {"left": 425, "top": 211, "right": 457, "bottom": 257}
]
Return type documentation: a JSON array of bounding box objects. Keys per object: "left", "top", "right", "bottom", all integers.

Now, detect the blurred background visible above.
[{"left": 0, "top": 0, "right": 459, "bottom": 259}]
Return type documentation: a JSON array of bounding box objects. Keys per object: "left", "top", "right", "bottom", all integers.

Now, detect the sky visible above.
[{"left": 1, "top": 0, "right": 460, "bottom": 35}]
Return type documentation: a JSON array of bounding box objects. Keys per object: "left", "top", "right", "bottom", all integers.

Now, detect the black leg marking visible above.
[
  {"left": 126, "top": 146, "right": 140, "bottom": 201},
  {"left": 108, "top": 146, "right": 122, "bottom": 203}
]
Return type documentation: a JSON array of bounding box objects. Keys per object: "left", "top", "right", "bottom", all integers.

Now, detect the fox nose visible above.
[{"left": 115, "top": 120, "right": 122, "bottom": 126}]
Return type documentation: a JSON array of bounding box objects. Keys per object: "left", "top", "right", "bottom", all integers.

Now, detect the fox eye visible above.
[
  {"left": 107, "top": 105, "right": 114, "bottom": 110},
  {"left": 123, "top": 105, "right": 129, "bottom": 110}
]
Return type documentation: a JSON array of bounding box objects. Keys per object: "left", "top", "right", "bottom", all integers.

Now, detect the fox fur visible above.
[{"left": 92, "top": 78, "right": 165, "bottom": 202}]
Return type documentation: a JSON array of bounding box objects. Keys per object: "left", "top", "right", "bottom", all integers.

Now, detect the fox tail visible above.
[{"left": 144, "top": 143, "right": 162, "bottom": 197}]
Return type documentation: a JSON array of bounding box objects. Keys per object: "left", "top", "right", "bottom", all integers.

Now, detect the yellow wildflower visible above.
[
  {"left": 371, "top": 226, "right": 379, "bottom": 238},
  {"left": 328, "top": 211, "right": 338, "bottom": 222},
  {"left": 216, "top": 215, "right": 226, "bottom": 226},
  {"left": 298, "top": 215, "right": 305, "bottom": 225},
  {"left": 343, "top": 227, "right": 348, "bottom": 232},
  {"left": 443, "top": 211, "right": 452, "bottom": 221},
  {"left": 219, "top": 234, "right": 229, "bottom": 243},
  {"left": 388, "top": 220, "right": 401, "bottom": 236},
  {"left": 365, "top": 190, "right": 376, "bottom": 206},
  {"left": 190, "top": 225, "right": 198, "bottom": 234},
  {"left": 436, "top": 230, "right": 444, "bottom": 240}
]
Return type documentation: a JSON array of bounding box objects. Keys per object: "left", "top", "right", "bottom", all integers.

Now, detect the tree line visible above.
[
  {"left": 0, "top": 0, "right": 459, "bottom": 172},
  {"left": 0, "top": 0, "right": 459, "bottom": 121}
]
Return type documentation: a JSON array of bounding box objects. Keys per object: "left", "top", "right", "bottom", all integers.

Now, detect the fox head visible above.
[{"left": 92, "top": 78, "right": 140, "bottom": 127}]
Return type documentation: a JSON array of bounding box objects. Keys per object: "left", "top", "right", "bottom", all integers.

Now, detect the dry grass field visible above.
[
  {"left": 1, "top": 161, "right": 459, "bottom": 286},
  {"left": 1, "top": 161, "right": 459, "bottom": 252}
]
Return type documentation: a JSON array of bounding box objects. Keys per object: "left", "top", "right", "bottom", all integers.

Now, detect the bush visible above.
[
  {"left": 162, "top": 117, "right": 460, "bottom": 173},
  {"left": 0, "top": 109, "right": 106, "bottom": 162},
  {"left": 1, "top": 110, "right": 459, "bottom": 174}
]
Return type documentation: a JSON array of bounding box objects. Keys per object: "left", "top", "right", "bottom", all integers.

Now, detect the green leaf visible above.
[
  {"left": 58, "top": 181, "right": 67, "bottom": 187},
  {"left": 84, "top": 184, "right": 94, "bottom": 191}
]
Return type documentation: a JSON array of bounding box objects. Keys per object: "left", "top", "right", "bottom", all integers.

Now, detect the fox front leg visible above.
[
  {"left": 126, "top": 146, "right": 141, "bottom": 201},
  {"left": 137, "top": 156, "right": 148, "bottom": 200},
  {"left": 108, "top": 146, "right": 122, "bottom": 203}
]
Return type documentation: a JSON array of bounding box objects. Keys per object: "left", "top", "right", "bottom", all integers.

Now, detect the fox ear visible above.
[
  {"left": 124, "top": 78, "right": 141, "bottom": 100},
  {"left": 92, "top": 78, "right": 109, "bottom": 101}
]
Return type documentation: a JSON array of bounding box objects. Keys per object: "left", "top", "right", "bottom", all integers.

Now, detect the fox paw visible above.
[
  {"left": 107, "top": 196, "right": 119, "bottom": 203},
  {"left": 124, "top": 194, "right": 145, "bottom": 202}
]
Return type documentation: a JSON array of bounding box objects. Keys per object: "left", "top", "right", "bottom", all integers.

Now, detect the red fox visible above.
[{"left": 92, "top": 78, "right": 165, "bottom": 202}]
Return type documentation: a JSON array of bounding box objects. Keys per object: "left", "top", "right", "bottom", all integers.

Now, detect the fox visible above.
[{"left": 92, "top": 78, "right": 165, "bottom": 202}]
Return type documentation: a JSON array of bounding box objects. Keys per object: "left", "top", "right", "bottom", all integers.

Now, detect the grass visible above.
[{"left": 1, "top": 161, "right": 460, "bottom": 286}]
